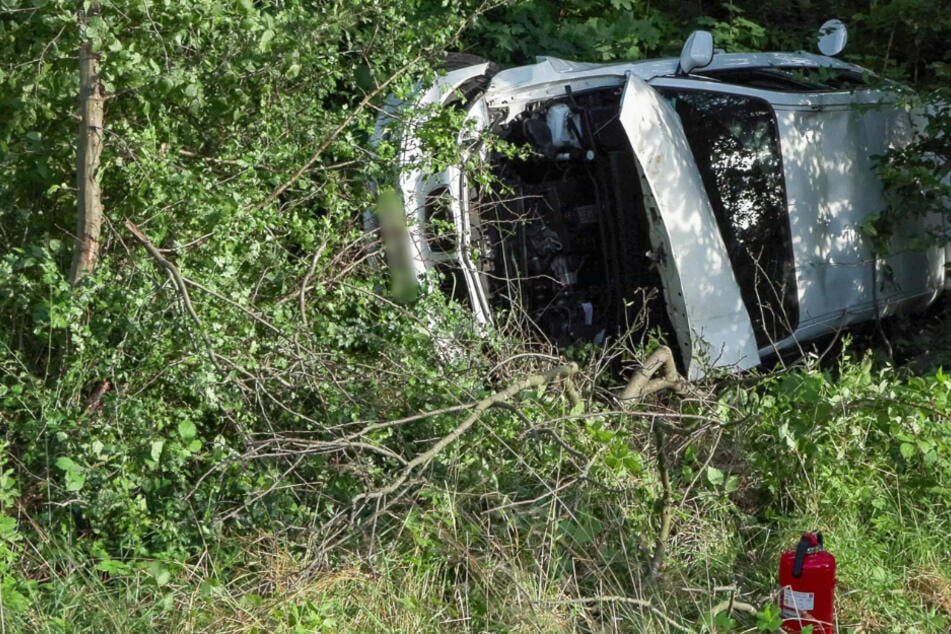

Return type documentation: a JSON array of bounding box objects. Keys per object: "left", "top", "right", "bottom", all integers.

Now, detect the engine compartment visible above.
[{"left": 479, "top": 87, "right": 670, "bottom": 348}]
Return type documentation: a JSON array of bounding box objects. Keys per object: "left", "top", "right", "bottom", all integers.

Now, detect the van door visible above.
[{"left": 618, "top": 73, "right": 760, "bottom": 378}]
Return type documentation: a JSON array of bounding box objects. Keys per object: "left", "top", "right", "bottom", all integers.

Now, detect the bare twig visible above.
[
  {"left": 174, "top": 147, "right": 276, "bottom": 172},
  {"left": 710, "top": 597, "right": 758, "bottom": 617},
  {"left": 613, "top": 346, "right": 695, "bottom": 583},
  {"left": 181, "top": 276, "right": 284, "bottom": 337},
  {"left": 679, "top": 427, "right": 724, "bottom": 508},
  {"left": 354, "top": 363, "right": 579, "bottom": 504},
  {"left": 339, "top": 402, "right": 475, "bottom": 438},
  {"left": 218, "top": 455, "right": 306, "bottom": 524},
  {"left": 81, "top": 379, "right": 111, "bottom": 415},
  {"left": 518, "top": 424, "right": 589, "bottom": 466},
  {"left": 246, "top": 436, "right": 407, "bottom": 465},
  {"left": 648, "top": 419, "right": 672, "bottom": 582},
  {"left": 299, "top": 243, "right": 326, "bottom": 329},
  {"left": 125, "top": 219, "right": 212, "bottom": 352}
]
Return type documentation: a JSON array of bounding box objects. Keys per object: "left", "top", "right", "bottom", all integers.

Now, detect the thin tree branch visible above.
[
  {"left": 620, "top": 345, "right": 687, "bottom": 401},
  {"left": 648, "top": 420, "right": 672, "bottom": 582},
  {"left": 124, "top": 219, "right": 211, "bottom": 352},
  {"left": 354, "top": 363, "right": 579, "bottom": 504},
  {"left": 260, "top": 55, "right": 423, "bottom": 207},
  {"left": 299, "top": 243, "right": 326, "bottom": 329}
]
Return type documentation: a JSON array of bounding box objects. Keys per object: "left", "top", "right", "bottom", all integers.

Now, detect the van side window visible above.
[{"left": 659, "top": 88, "right": 799, "bottom": 347}]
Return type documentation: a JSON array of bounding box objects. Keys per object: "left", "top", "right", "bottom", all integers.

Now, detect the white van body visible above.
[{"left": 374, "top": 42, "right": 945, "bottom": 377}]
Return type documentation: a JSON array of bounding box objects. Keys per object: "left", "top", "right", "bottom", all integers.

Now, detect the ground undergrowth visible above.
[{"left": 4, "top": 303, "right": 951, "bottom": 633}]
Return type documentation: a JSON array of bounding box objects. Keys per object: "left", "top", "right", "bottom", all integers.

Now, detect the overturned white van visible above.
[{"left": 372, "top": 23, "right": 947, "bottom": 378}]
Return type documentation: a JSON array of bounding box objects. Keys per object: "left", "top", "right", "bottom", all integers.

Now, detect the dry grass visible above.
[{"left": 906, "top": 565, "right": 951, "bottom": 618}]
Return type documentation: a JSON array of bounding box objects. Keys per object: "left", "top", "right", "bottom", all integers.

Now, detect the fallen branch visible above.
[
  {"left": 354, "top": 363, "right": 579, "bottom": 504},
  {"left": 299, "top": 243, "right": 326, "bottom": 329},
  {"left": 648, "top": 420, "right": 672, "bottom": 582},
  {"left": 81, "top": 379, "right": 111, "bottom": 415},
  {"left": 617, "top": 345, "right": 691, "bottom": 584},
  {"left": 125, "top": 219, "right": 212, "bottom": 352},
  {"left": 620, "top": 345, "right": 687, "bottom": 401},
  {"left": 710, "top": 597, "right": 758, "bottom": 617}
]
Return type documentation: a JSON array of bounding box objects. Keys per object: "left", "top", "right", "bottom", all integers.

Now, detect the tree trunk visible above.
[{"left": 70, "top": 0, "right": 104, "bottom": 286}]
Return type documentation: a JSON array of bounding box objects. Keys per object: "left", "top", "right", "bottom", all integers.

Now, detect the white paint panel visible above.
[
  {"left": 619, "top": 73, "right": 760, "bottom": 378},
  {"left": 777, "top": 97, "right": 942, "bottom": 328}
]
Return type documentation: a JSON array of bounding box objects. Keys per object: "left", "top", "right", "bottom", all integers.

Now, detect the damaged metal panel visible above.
[
  {"left": 393, "top": 64, "right": 496, "bottom": 323},
  {"left": 777, "top": 93, "right": 944, "bottom": 337},
  {"left": 618, "top": 73, "right": 760, "bottom": 378}
]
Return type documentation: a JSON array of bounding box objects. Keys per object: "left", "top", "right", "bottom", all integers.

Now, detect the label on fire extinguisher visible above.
[{"left": 781, "top": 587, "right": 815, "bottom": 612}]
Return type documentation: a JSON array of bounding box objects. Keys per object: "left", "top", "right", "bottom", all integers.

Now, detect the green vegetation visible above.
[{"left": 0, "top": 1, "right": 949, "bottom": 632}]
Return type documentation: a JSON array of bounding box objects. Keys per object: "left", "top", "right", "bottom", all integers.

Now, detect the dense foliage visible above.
[
  {"left": 1, "top": 0, "right": 496, "bottom": 613},
  {"left": 0, "top": 1, "right": 949, "bottom": 632}
]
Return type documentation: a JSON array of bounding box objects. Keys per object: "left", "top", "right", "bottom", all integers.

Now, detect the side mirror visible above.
[
  {"left": 678, "top": 31, "right": 714, "bottom": 75},
  {"left": 817, "top": 19, "right": 848, "bottom": 56}
]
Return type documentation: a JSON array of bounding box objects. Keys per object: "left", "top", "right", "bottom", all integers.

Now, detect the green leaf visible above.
[
  {"left": 97, "top": 558, "right": 133, "bottom": 576},
  {"left": 712, "top": 609, "right": 737, "bottom": 630},
  {"left": 706, "top": 466, "right": 724, "bottom": 487},
  {"left": 54, "top": 456, "right": 76, "bottom": 472},
  {"left": 724, "top": 475, "right": 739, "bottom": 493},
  {"left": 177, "top": 420, "right": 196, "bottom": 441},
  {"left": 147, "top": 561, "right": 171, "bottom": 587},
  {"left": 756, "top": 602, "right": 783, "bottom": 630},
  {"left": 622, "top": 454, "right": 643, "bottom": 475},
  {"left": 0, "top": 516, "right": 19, "bottom": 542},
  {"left": 259, "top": 29, "right": 275, "bottom": 50},
  {"left": 65, "top": 470, "right": 85, "bottom": 493},
  {"left": 150, "top": 439, "right": 165, "bottom": 463},
  {"left": 1, "top": 577, "right": 30, "bottom": 614},
  {"left": 55, "top": 456, "right": 85, "bottom": 492},
  {"left": 899, "top": 442, "right": 916, "bottom": 460}
]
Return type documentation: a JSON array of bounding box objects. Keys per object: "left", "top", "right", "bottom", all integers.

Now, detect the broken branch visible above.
[
  {"left": 620, "top": 345, "right": 687, "bottom": 401},
  {"left": 124, "top": 219, "right": 211, "bottom": 353},
  {"left": 354, "top": 363, "right": 579, "bottom": 504}
]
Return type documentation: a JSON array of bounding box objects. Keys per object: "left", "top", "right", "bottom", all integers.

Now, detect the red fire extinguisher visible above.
[{"left": 778, "top": 532, "right": 836, "bottom": 633}]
